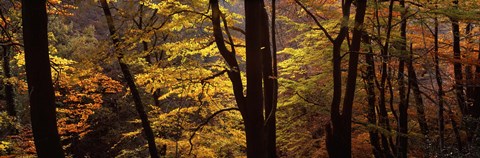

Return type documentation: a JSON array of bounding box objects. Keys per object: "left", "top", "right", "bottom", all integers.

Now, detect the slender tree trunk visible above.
[
  {"left": 265, "top": 0, "right": 278, "bottom": 157},
  {"left": 396, "top": 1, "right": 408, "bottom": 157},
  {"left": 433, "top": 18, "right": 446, "bottom": 154},
  {"left": 447, "top": 105, "right": 463, "bottom": 151},
  {"left": 326, "top": 0, "right": 351, "bottom": 156},
  {"left": 100, "top": 1, "right": 159, "bottom": 157},
  {"left": 450, "top": 1, "right": 464, "bottom": 152},
  {"left": 374, "top": 0, "right": 395, "bottom": 156},
  {"left": 452, "top": 0, "right": 466, "bottom": 116},
  {"left": 326, "top": 1, "right": 367, "bottom": 157},
  {"left": 465, "top": 24, "right": 474, "bottom": 102},
  {"left": 407, "top": 46, "right": 428, "bottom": 137},
  {"left": 362, "top": 33, "right": 381, "bottom": 158},
  {"left": 407, "top": 41, "right": 429, "bottom": 151},
  {"left": 2, "top": 46, "right": 15, "bottom": 117},
  {"left": 21, "top": 0, "right": 65, "bottom": 157}
]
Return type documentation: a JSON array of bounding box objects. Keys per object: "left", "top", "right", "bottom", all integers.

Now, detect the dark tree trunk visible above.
[
  {"left": 473, "top": 28, "right": 480, "bottom": 132},
  {"left": 374, "top": 0, "right": 396, "bottom": 156},
  {"left": 211, "top": 0, "right": 274, "bottom": 157},
  {"left": 451, "top": 0, "right": 466, "bottom": 116},
  {"left": 463, "top": 23, "right": 479, "bottom": 148},
  {"left": 362, "top": 33, "right": 381, "bottom": 158},
  {"left": 326, "top": 0, "right": 351, "bottom": 157},
  {"left": 396, "top": 1, "right": 408, "bottom": 157},
  {"left": 472, "top": 31, "right": 480, "bottom": 147},
  {"left": 265, "top": 0, "right": 278, "bottom": 157},
  {"left": 100, "top": 1, "right": 159, "bottom": 157},
  {"left": 450, "top": 0, "right": 464, "bottom": 152},
  {"left": 21, "top": 0, "right": 65, "bottom": 157},
  {"left": 326, "top": 1, "right": 366, "bottom": 157},
  {"left": 245, "top": 1, "right": 267, "bottom": 157},
  {"left": 433, "top": 18, "right": 446, "bottom": 154},
  {"left": 2, "top": 46, "right": 15, "bottom": 117},
  {"left": 407, "top": 45, "right": 428, "bottom": 138},
  {"left": 209, "top": 0, "right": 245, "bottom": 113},
  {"left": 465, "top": 24, "right": 474, "bottom": 102}
]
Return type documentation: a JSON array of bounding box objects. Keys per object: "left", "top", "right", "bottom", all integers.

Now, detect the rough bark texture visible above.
[
  {"left": 21, "top": 0, "right": 65, "bottom": 157},
  {"left": 100, "top": 1, "right": 159, "bottom": 157}
]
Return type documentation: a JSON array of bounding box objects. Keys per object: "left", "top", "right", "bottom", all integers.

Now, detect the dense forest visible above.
[{"left": 1, "top": 0, "right": 480, "bottom": 157}]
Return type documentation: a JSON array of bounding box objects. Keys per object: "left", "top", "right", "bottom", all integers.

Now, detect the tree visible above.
[
  {"left": 209, "top": 0, "right": 276, "bottom": 156},
  {"left": 21, "top": 0, "right": 65, "bottom": 157},
  {"left": 1, "top": 46, "right": 15, "bottom": 117},
  {"left": 326, "top": 0, "right": 367, "bottom": 157},
  {"left": 99, "top": 0, "right": 159, "bottom": 157}
]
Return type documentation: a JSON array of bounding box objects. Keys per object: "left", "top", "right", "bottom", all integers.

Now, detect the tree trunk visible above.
[
  {"left": 265, "top": 0, "right": 278, "bottom": 157},
  {"left": 362, "top": 33, "right": 381, "bottom": 158},
  {"left": 452, "top": 0, "right": 466, "bottom": 116},
  {"left": 100, "top": 1, "right": 159, "bottom": 157},
  {"left": 326, "top": 0, "right": 351, "bottom": 156},
  {"left": 465, "top": 24, "right": 474, "bottom": 102},
  {"left": 407, "top": 43, "right": 428, "bottom": 138},
  {"left": 245, "top": 1, "right": 267, "bottom": 157},
  {"left": 374, "top": 0, "right": 396, "bottom": 156},
  {"left": 396, "top": 1, "right": 408, "bottom": 157},
  {"left": 326, "top": 1, "right": 367, "bottom": 157},
  {"left": 433, "top": 17, "right": 446, "bottom": 154},
  {"left": 473, "top": 27, "right": 480, "bottom": 139},
  {"left": 450, "top": 0, "right": 464, "bottom": 152},
  {"left": 21, "top": 0, "right": 65, "bottom": 157},
  {"left": 2, "top": 46, "right": 15, "bottom": 117}
]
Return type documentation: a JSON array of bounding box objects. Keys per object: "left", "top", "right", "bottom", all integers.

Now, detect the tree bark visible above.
[
  {"left": 396, "top": 1, "right": 408, "bottom": 157},
  {"left": 2, "top": 46, "right": 15, "bottom": 117},
  {"left": 211, "top": 0, "right": 273, "bottom": 157},
  {"left": 362, "top": 33, "right": 381, "bottom": 158},
  {"left": 100, "top": 1, "right": 159, "bottom": 157},
  {"left": 465, "top": 24, "right": 474, "bottom": 102},
  {"left": 433, "top": 17, "right": 446, "bottom": 154},
  {"left": 452, "top": 0, "right": 466, "bottom": 116},
  {"left": 21, "top": 0, "right": 65, "bottom": 157},
  {"left": 326, "top": 0, "right": 351, "bottom": 156},
  {"left": 265, "top": 0, "right": 278, "bottom": 157},
  {"left": 407, "top": 44, "right": 428, "bottom": 139},
  {"left": 326, "top": 1, "right": 367, "bottom": 157},
  {"left": 374, "top": 0, "right": 396, "bottom": 156},
  {"left": 245, "top": 1, "right": 267, "bottom": 157}
]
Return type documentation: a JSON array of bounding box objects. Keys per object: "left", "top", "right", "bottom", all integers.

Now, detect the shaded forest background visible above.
[{"left": 1, "top": 0, "right": 480, "bottom": 157}]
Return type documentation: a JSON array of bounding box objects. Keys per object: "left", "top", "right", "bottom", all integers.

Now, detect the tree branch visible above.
[
  {"left": 188, "top": 107, "right": 240, "bottom": 155},
  {"left": 294, "top": 0, "right": 334, "bottom": 43}
]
